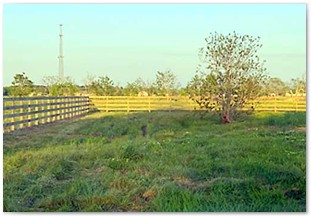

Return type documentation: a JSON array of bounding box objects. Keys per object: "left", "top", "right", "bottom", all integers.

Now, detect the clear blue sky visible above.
[{"left": 3, "top": 3, "right": 306, "bottom": 87}]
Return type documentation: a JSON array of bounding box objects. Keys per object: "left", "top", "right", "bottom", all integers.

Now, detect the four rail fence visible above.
[
  {"left": 3, "top": 95, "right": 305, "bottom": 132},
  {"left": 3, "top": 96, "right": 89, "bottom": 132},
  {"left": 89, "top": 96, "right": 306, "bottom": 113}
]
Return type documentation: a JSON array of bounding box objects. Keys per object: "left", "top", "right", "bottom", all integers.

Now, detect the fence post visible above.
[
  {"left": 72, "top": 97, "right": 75, "bottom": 117},
  {"left": 106, "top": 96, "right": 108, "bottom": 112},
  {"left": 80, "top": 96, "right": 83, "bottom": 115},
  {"left": 27, "top": 99, "right": 31, "bottom": 128},
  {"left": 42, "top": 98, "right": 46, "bottom": 124},
  {"left": 148, "top": 97, "right": 151, "bottom": 112},
  {"left": 80, "top": 97, "right": 83, "bottom": 115},
  {"left": 169, "top": 96, "right": 172, "bottom": 112},
  {"left": 274, "top": 96, "right": 276, "bottom": 112},
  {"left": 58, "top": 97, "right": 62, "bottom": 119},
  {"left": 63, "top": 97, "right": 66, "bottom": 118},
  {"left": 68, "top": 97, "right": 71, "bottom": 118},
  {"left": 10, "top": 99, "right": 15, "bottom": 132},
  {"left": 75, "top": 97, "right": 78, "bottom": 117},
  {"left": 51, "top": 98, "right": 55, "bottom": 122},
  {"left": 81, "top": 97, "right": 84, "bottom": 115},
  {"left": 78, "top": 97, "right": 81, "bottom": 115},
  {"left": 86, "top": 96, "right": 90, "bottom": 113},
  {"left": 75, "top": 97, "right": 78, "bottom": 116},
  {"left": 19, "top": 99, "right": 24, "bottom": 129},
  {"left": 47, "top": 98, "right": 51, "bottom": 123},
  {"left": 127, "top": 97, "right": 130, "bottom": 113},
  {"left": 56, "top": 98, "right": 60, "bottom": 121},
  {"left": 63, "top": 97, "right": 66, "bottom": 119},
  {"left": 68, "top": 97, "right": 72, "bottom": 118},
  {"left": 35, "top": 99, "right": 39, "bottom": 126},
  {"left": 65, "top": 97, "right": 68, "bottom": 119},
  {"left": 295, "top": 97, "right": 298, "bottom": 112},
  {"left": 61, "top": 97, "right": 65, "bottom": 119}
]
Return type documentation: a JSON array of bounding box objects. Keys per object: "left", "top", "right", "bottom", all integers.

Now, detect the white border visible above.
[{"left": 0, "top": 1, "right": 309, "bottom": 216}]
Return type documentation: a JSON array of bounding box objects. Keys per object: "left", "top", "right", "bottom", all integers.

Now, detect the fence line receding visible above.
[{"left": 3, "top": 96, "right": 89, "bottom": 132}]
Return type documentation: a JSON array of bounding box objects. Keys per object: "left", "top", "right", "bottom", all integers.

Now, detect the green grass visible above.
[{"left": 3, "top": 111, "right": 306, "bottom": 212}]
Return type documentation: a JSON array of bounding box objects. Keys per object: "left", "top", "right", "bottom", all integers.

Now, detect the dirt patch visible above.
[{"left": 295, "top": 127, "right": 306, "bottom": 132}]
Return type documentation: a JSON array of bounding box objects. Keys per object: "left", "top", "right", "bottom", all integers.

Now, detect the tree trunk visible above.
[
  {"left": 222, "top": 103, "right": 231, "bottom": 124},
  {"left": 222, "top": 91, "right": 231, "bottom": 124}
]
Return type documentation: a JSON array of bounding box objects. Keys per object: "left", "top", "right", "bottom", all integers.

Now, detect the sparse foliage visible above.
[
  {"left": 42, "top": 76, "right": 79, "bottom": 96},
  {"left": 194, "top": 31, "right": 267, "bottom": 122},
  {"left": 155, "top": 70, "right": 179, "bottom": 96}
]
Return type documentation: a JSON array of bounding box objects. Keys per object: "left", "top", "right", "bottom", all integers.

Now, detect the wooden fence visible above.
[
  {"left": 3, "top": 96, "right": 89, "bottom": 132},
  {"left": 3, "top": 95, "right": 305, "bottom": 133},
  {"left": 89, "top": 96, "right": 306, "bottom": 113}
]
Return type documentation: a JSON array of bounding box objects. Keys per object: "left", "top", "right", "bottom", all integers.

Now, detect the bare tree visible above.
[{"left": 155, "top": 70, "right": 179, "bottom": 96}]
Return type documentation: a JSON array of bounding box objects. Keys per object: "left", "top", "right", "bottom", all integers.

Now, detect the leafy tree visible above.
[
  {"left": 124, "top": 82, "right": 139, "bottom": 96},
  {"left": 154, "top": 70, "right": 179, "bottom": 96},
  {"left": 123, "top": 78, "right": 147, "bottom": 96},
  {"left": 9, "top": 72, "right": 34, "bottom": 96},
  {"left": 88, "top": 75, "right": 115, "bottom": 96},
  {"left": 195, "top": 31, "right": 267, "bottom": 122},
  {"left": 42, "top": 76, "right": 79, "bottom": 96},
  {"left": 264, "top": 77, "right": 289, "bottom": 96}
]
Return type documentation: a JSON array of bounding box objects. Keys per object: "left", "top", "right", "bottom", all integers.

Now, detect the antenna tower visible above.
[{"left": 58, "top": 24, "right": 64, "bottom": 80}]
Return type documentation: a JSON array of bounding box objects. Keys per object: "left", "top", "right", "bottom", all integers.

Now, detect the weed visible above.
[{"left": 121, "top": 143, "right": 144, "bottom": 161}]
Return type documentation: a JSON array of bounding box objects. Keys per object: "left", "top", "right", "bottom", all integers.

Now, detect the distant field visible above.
[{"left": 3, "top": 111, "right": 306, "bottom": 212}]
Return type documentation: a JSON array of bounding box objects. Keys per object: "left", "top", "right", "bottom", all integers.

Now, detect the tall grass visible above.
[{"left": 3, "top": 111, "right": 306, "bottom": 212}]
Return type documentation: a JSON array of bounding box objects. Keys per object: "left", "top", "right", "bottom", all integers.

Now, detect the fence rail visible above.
[
  {"left": 3, "top": 96, "right": 89, "bottom": 132},
  {"left": 89, "top": 96, "right": 306, "bottom": 113}
]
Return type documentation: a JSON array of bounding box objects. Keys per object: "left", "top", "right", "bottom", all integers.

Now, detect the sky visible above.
[{"left": 2, "top": 3, "right": 307, "bottom": 87}]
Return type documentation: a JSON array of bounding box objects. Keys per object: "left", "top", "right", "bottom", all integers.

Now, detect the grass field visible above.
[{"left": 3, "top": 111, "right": 306, "bottom": 212}]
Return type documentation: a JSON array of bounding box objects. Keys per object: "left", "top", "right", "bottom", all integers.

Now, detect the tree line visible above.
[
  {"left": 3, "top": 70, "right": 182, "bottom": 97},
  {"left": 3, "top": 70, "right": 305, "bottom": 98},
  {"left": 3, "top": 32, "right": 306, "bottom": 122}
]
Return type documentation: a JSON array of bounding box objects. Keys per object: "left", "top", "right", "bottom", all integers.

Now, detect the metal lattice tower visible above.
[{"left": 58, "top": 24, "right": 64, "bottom": 80}]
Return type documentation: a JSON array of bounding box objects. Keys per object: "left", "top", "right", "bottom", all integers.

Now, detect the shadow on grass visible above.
[
  {"left": 3, "top": 110, "right": 306, "bottom": 156},
  {"left": 253, "top": 111, "right": 306, "bottom": 128},
  {"left": 3, "top": 110, "right": 306, "bottom": 141}
]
